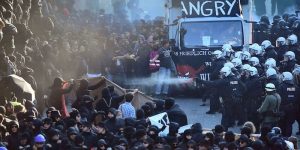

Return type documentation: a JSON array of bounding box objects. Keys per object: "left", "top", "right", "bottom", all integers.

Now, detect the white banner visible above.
[
  {"left": 149, "top": 112, "right": 170, "bottom": 137},
  {"left": 178, "top": 124, "right": 193, "bottom": 134}
]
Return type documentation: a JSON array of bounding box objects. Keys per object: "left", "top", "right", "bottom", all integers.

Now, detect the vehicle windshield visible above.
[{"left": 180, "top": 20, "right": 243, "bottom": 48}]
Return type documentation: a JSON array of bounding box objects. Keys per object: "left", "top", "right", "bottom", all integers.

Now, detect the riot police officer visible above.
[
  {"left": 264, "top": 58, "right": 277, "bottom": 71},
  {"left": 275, "top": 37, "right": 288, "bottom": 61},
  {"left": 249, "top": 43, "right": 265, "bottom": 64},
  {"left": 231, "top": 58, "right": 243, "bottom": 78},
  {"left": 261, "top": 40, "right": 278, "bottom": 60},
  {"left": 287, "top": 34, "right": 300, "bottom": 64},
  {"left": 241, "top": 51, "right": 251, "bottom": 64},
  {"left": 265, "top": 68, "right": 280, "bottom": 90},
  {"left": 199, "top": 66, "right": 246, "bottom": 130},
  {"left": 253, "top": 16, "right": 271, "bottom": 44},
  {"left": 270, "top": 15, "right": 282, "bottom": 44},
  {"left": 277, "top": 72, "right": 300, "bottom": 137},
  {"left": 222, "top": 44, "right": 234, "bottom": 61},
  {"left": 279, "top": 51, "right": 296, "bottom": 73},
  {"left": 244, "top": 67, "right": 264, "bottom": 132},
  {"left": 205, "top": 50, "right": 226, "bottom": 114},
  {"left": 257, "top": 83, "right": 281, "bottom": 128},
  {"left": 249, "top": 57, "right": 263, "bottom": 76}
]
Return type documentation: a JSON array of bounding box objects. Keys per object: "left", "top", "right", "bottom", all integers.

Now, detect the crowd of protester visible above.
[{"left": 0, "top": 0, "right": 299, "bottom": 150}]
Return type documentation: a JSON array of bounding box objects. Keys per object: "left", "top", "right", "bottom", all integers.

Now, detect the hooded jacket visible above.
[{"left": 104, "top": 108, "right": 125, "bottom": 134}]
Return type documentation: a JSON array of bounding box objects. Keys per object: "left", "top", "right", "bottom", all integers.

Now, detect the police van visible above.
[{"left": 165, "top": 0, "right": 251, "bottom": 81}]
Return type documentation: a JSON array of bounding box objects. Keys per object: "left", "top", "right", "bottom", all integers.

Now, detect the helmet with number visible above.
[
  {"left": 265, "top": 83, "right": 276, "bottom": 91},
  {"left": 231, "top": 58, "right": 242, "bottom": 67},
  {"left": 222, "top": 44, "right": 232, "bottom": 51},
  {"left": 266, "top": 68, "right": 277, "bottom": 78},
  {"left": 249, "top": 43, "right": 262, "bottom": 55},
  {"left": 241, "top": 51, "right": 251, "bottom": 61},
  {"left": 264, "top": 58, "right": 277, "bottom": 69},
  {"left": 287, "top": 34, "right": 298, "bottom": 45},
  {"left": 276, "top": 37, "right": 286, "bottom": 47},
  {"left": 234, "top": 51, "right": 243, "bottom": 59},
  {"left": 224, "top": 62, "right": 235, "bottom": 69},
  {"left": 242, "top": 64, "right": 251, "bottom": 70},
  {"left": 282, "top": 72, "right": 293, "bottom": 81},
  {"left": 261, "top": 40, "right": 272, "bottom": 49},
  {"left": 249, "top": 57, "right": 260, "bottom": 66},
  {"left": 247, "top": 67, "right": 258, "bottom": 76},
  {"left": 212, "top": 50, "right": 223, "bottom": 59},
  {"left": 284, "top": 51, "right": 295, "bottom": 60},
  {"left": 220, "top": 66, "right": 232, "bottom": 77}
]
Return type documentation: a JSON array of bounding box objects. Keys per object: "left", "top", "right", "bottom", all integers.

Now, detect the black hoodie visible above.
[
  {"left": 191, "top": 123, "right": 204, "bottom": 143},
  {"left": 104, "top": 108, "right": 125, "bottom": 134}
]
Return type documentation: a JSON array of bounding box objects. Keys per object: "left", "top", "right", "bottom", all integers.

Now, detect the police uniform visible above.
[
  {"left": 244, "top": 74, "right": 264, "bottom": 131},
  {"left": 206, "top": 57, "right": 226, "bottom": 113},
  {"left": 278, "top": 80, "right": 300, "bottom": 137},
  {"left": 201, "top": 75, "right": 246, "bottom": 130},
  {"left": 289, "top": 44, "right": 300, "bottom": 65},
  {"left": 275, "top": 45, "right": 289, "bottom": 61},
  {"left": 279, "top": 60, "right": 296, "bottom": 73}
]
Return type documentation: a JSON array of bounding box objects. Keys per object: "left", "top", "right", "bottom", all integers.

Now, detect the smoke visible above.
[
  {"left": 125, "top": 76, "right": 192, "bottom": 87},
  {"left": 137, "top": 0, "right": 165, "bottom": 20}
]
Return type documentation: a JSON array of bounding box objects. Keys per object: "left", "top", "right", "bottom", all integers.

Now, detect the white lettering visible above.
[
  {"left": 189, "top": 1, "right": 200, "bottom": 16},
  {"left": 181, "top": 1, "right": 188, "bottom": 16},
  {"left": 226, "top": 0, "right": 236, "bottom": 15},
  {"left": 200, "top": 73, "right": 210, "bottom": 80},
  {"left": 215, "top": 1, "right": 225, "bottom": 16},
  {"left": 201, "top": 1, "right": 213, "bottom": 16},
  {"left": 179, "top": 50, "right": 212, "bottom": 56},
  {"left": 181, "top": 0, "right": 239, "bottom": 17},
  {"left": 205, "top": 62, "right": 212, "bottom": 66}
]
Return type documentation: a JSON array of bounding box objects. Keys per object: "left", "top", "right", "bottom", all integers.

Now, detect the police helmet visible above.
[
  {"left": 264, "top": 58, "right": 277, "bottom": 69},
  {"left": 284, "top": 51, "right": 295, "bottom": 60},
  {"left": 247, "top": 67, "right": 258, "bottom": 76},
  {"left": 249, "top": 57, "right": 260, "bottom": 66},
  {"left": 220, "top": 67, "right": 231, "bottom": 77},
  {"left": 249, "top": 43, "right": 262, "bottom": 55},
  {"left": 231, "top": 58, "right": 242, "bottom": 67},
  {"left": 276, "top": 37, "right": 286, "bottom": 47},
  {"left": 242, "top": 64, "right": 251, "bottom": 70},
  {"left": 222, "top": 44, "right": 232, "bottom": 51},
  {"left": 234, "top": 51, "right": 243, "bottom": 59},
  {"left": 287, "top": 34, "right": 298, "bottom": 45},
  {"left": 266, "top": 68, "right": 277, "bottom": 78},
  {"left": 212, "top": 50, "right": 223, "bottom": 59},
  {"left": 265, "top": 83, "right": 276, "bottom": 91},
  {"left": 282, "top": 72, "right": 293, "bottom": 81},
  {"left": 224, "top": 62, "right": 235, "bottom": 69},
  {"left": 261, "top": 40, "right": 272, "bottom": 49},
  {"left": 241, "top": 51, "right": 251, "bottom": 61}
]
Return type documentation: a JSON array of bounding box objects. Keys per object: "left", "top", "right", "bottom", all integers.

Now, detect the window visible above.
[{"left": 180, "top": 20, "right": 243, "bottom": 48}]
